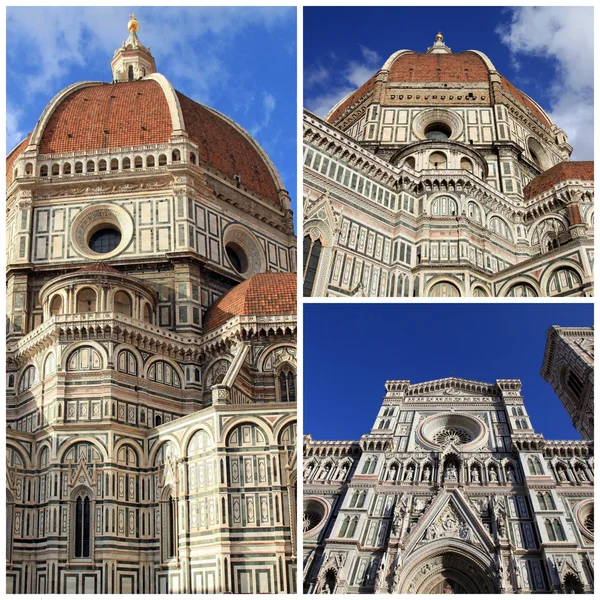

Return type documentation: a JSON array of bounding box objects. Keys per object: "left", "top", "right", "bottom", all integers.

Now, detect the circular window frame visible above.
[
  {"left": 417, "top": 412, "right": 488, "bottom": 451},
  {"left": 303, "top": 496, "right": 329, "bottom": 536},
  {"left": 413, "top": 109, "right": 464, "bottom": 142},
  {"left": 575, "top": 499, "right": 594, "bottom": 538},
  {"left": 222, "top": 224, "right": 266, "bottom": 277},
  {"left": 71, "top": 203, "right": 134, "bottom": 260}
]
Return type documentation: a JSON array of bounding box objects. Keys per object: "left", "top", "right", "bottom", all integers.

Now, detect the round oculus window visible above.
[
  {"left": 89, "top": 227, "right": 122, "bottom": 254},
  {"left": 226, "top": 242, "right": 249, "bottom": 274},
  {"left": 303, "top": 498, "right": 327, "bottom": 534},
  {"left": 425, "top": 122, "right": 452, "bottom": 140}
]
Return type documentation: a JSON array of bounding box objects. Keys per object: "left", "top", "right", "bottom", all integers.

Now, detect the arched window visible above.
[
  {"left": 339, "top": 516, "right": 350, "bottom": 537},
  {"left": 549, "top": 268, "right": 583, "bottom": 296},
  {"left": 40, "top": 165, "right": 48, "bottom": 177},
  {"left": 564, "top": 574, "right": 584, "bottom": 594},
  {"left": 357, "top": 491, "right": 367, "bottom": 508},
  {"left": 86, "top": 161, "right": 95, "bottom": 173},
  {"left": 430, "top": 196, "right": 458, "bottom": 216},
  {"left": 429, "top": 281, "right": 460, "bottom": 297},
  {"left": 538, "top": 492, "right": 548, "bottom": 510},
  {"left": 19, "top": 365, "right": 37, "bottom": 393},
  {"left": 349, "top": 492, "right": 358, "bottom": 508},
  {"left": 52, "top": 163, "right": 60, "bottom": 175},
  {"left": 404, "top": 156, "right": 416, "bottom": 170},
  {"left": 172, "top": 149, "right": 181, "bottom": 162},
  {"left": 507, "top": 283, "right": 537, "bottom": 297},
  {"left": 147, "top": 155, "right": 155, "bottom": 167},
  {"left": 528, "top": 456, "right": 543, "bottom": 475},
  {"left": 77, "top": 288, "right": 97, "bottom": 313},
  {"left": 362, "top": 458, "right": 372, "bottom": 475},
  {"left": 50, "top": 294, "right": 63, "bottom": 316},
  {"left": 554, "top": 519, "right": 566, "bottom": 541},
  {"left": 489, "top": 216, "right": 513, "bottom": 241},
  {"left": 122, "top": 157, "right": 131, "bottom": 170},
  {"left": 368, "top": 457, "right": 377, "bottom": 475},
  {"left": 278, "top": 368, "right": 296, "bottom": 402},
  {"left": 348, "top": 516, "right": 358, "bottom": 537},
  {"left": 128, "top": 65, "right": 134, "bottom": 81},
  {"left": 545, "top": 519, "right": 556, "bottom": 541},
  {"left": 467, "top": 202, "right": 481, "bottom": 224},
  {"left": 155, "top": 415, "right": 162, "bottom": 427},
  {"left": 75, "top": 161, "right": 83, "bottom": 174},
  {"left": 460, "top": 157, "right": 473, "bottom": 172},
  {"left": 25, "top": 162, "right": 33, "bottom": 175},
  {"left": 429, "top": 151, "right": 447, "bottom": 169},
  {"left": 98, "top": 159, "right": 107, "bottom": 172},
  {"left": 63, "top": 162, "right": 72, "bottom": 175},
  {"left": 134, "top": 156, "right": 143, "bottom": 168},
  {"left": 143, "top": 303, "right": 152, "bottom": 324},
  {"left": 158, "top": 154, "right": 167, "bottom": 166},
  {"left": 303, "top": 235, "right": 323, "bottom": 296},
  {"left": 44, "top": 353, "right": 57, "bottom": 378},
  {"left": 190, "top": 152, "right": 197, "bottom": 165},
  {"left": 113, "top": 291, "right": 132, "bottom": 316},
  {"left": 110, "top": 158, "right": 119, "bottom": 171},
  {"left": 74, "top": 494, "right": 91, "bottom": 557}
]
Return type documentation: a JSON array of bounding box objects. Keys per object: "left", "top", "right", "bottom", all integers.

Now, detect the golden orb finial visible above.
[
  {"left": 436, "top": 32, "right": 443, "bottom": 42},
  {"left": 128, "top": 14, "right": 139, "bottom": 33}
]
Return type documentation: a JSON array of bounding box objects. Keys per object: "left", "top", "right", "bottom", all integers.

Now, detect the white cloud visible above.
[
  {"left": 7, "top": 104, "right": 25, "bottom": 152},
  {"left": 7, "top": 7, "right": 293, "bottom": 141},
  {"left": 306, "top": 45, "right": 381, "bottom": 118},
  {"left": 497, "top": 6, "right": 593, "bottom": 160},
  {"left": 250, "top": 92, "right": 277, "bottom": 137}
]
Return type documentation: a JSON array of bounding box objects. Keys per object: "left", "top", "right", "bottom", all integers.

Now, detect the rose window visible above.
[
  {"left": 433, "top": 428, "right": 472, "bottom": 446},
  {"left": 584, "top": 513, "right": 594, "bottom": 533},
  {"left": 304, "top": 511, "right": 322, "bottom": 532},
  {"left": 303, "top": 498, "right": 327, "bottom": 534}
]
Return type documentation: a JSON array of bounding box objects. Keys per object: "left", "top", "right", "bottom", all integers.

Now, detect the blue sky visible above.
[
  {"left": 6, "top": 7, "right": 297, "bottom": 219},
  {"left": 304, "top": 6, "right": 593, "bottom": 160},
  {"left": 304, "top": 303, "right": 593, "bottom": 442}
]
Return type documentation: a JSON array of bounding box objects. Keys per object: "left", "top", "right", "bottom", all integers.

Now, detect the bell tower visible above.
[{"left": 110, "top": 14, "right": 156, "bottom": 82}]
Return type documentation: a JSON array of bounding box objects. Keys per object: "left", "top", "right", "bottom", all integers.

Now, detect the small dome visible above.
[
  {"left": 203, "top": 272, "right": 296, "bottom": 331},
  {"left": 524, "top": 161, "right": 594, "bottom": 200}
]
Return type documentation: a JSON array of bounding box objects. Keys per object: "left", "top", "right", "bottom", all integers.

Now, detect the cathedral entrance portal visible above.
[{"left": 396, "top": 544, "right": 498, "bottom": 594}]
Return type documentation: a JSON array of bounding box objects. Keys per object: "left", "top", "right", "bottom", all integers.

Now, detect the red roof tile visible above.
[
  {"left": 524, "top": 161, "right": 594, "bottom": 200},
  {"left": 327, "top": 74, "right": 378, "bottom": 124},
  {"left": 388, "top": 51, "right": 490, "bottom": 83},
  {"left": 39, "top": 80, "right": 172, "bottom": 154},
  {"left": 203, "top": 272, "right": 296, "bottom": 331},
  {"left": 500, "top": 76, "right": 551, "bottom": 128},
  {"left": 177, "top": 92, "right": 280, "bottom": 204}
]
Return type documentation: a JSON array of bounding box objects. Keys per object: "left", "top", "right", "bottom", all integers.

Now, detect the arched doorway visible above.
[{"left": 396, "top": 544, "right": 498, "bottom": 594}]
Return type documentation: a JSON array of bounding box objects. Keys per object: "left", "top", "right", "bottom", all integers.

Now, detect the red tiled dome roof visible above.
[
  {"left": 388, "top": 51, "right": 490, "bottom": 83},
  {"left": 203, "top": 272, "right": 296, "bottom": 331},
  {"left": 524, "top": 161, "right": 594, "bottom": 200},
  {"left": 9, "top": 78, "right": 281, "bottom": 204},
  {"left": 6, "top": 135, "right": 31, "bottom": 188},
  {"left": 326, "top": 49, "right": 552, "bottom": 129}
]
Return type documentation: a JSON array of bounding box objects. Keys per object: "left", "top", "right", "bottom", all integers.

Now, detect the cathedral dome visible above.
[
  {"left": 326, "top": 39, "right": 553, "bottom": 132},
  {"left": 8, "top": 76, "right": 283, "bottom": 205},
  {"left": 203, "top": 272, "right": 296, "bottom": 331},
  {"left": 523, "top": 161, "right": 594, "bottom": 201}
]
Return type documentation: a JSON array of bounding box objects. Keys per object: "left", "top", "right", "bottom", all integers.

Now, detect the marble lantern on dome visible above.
[
  {"left": 6, "top": 16, "right": 297, "bottom": 595},
  {"left": 303, "top": 33, "right": 594, "bottom": 297}
]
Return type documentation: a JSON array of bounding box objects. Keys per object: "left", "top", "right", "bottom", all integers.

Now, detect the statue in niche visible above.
[
  {"left": 422, "top": 465, "right": 431, "bottom": 481},
  {"left": 405, "top": 465, "right": 415, "bottom": 481},
  {"left": 393, "top": 496, "right": 408, "bottom": 536},
  {"left": 471, "top": 467, "right": 480, "bottom": 482},
  {"left": 576, "top": 467, "right": 587, "bottom": 481},
  {"left": 444, "top": 463, "right": 458, "bottom": 482},
  {"left": 493, "top": 496, "right": 507, "bottom": 537},
  {"left": 507, "top": 466, "right": 516, "bottom": 482},
  {"left": 389, "top": 464, "right": 397, "bottom": 481},
  {"left": 374, "top": 561, "right": 386, "bottom": 592},
  {"left": 339, "top": 464, "right": 348, "bottom": 480},
  {"left": 489, "top": 467, "right": 498, "bottom": 482},
  {"left": 558, "top": 467, "right": 568, "bottom": 482}
]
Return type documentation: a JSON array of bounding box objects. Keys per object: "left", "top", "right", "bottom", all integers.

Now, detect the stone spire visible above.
[
  {"left": 426, "top": 31, "right": 452, "bottom": 54},
  {"left": 110, "top": 14, "right": 156, "bottom": 82}
]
